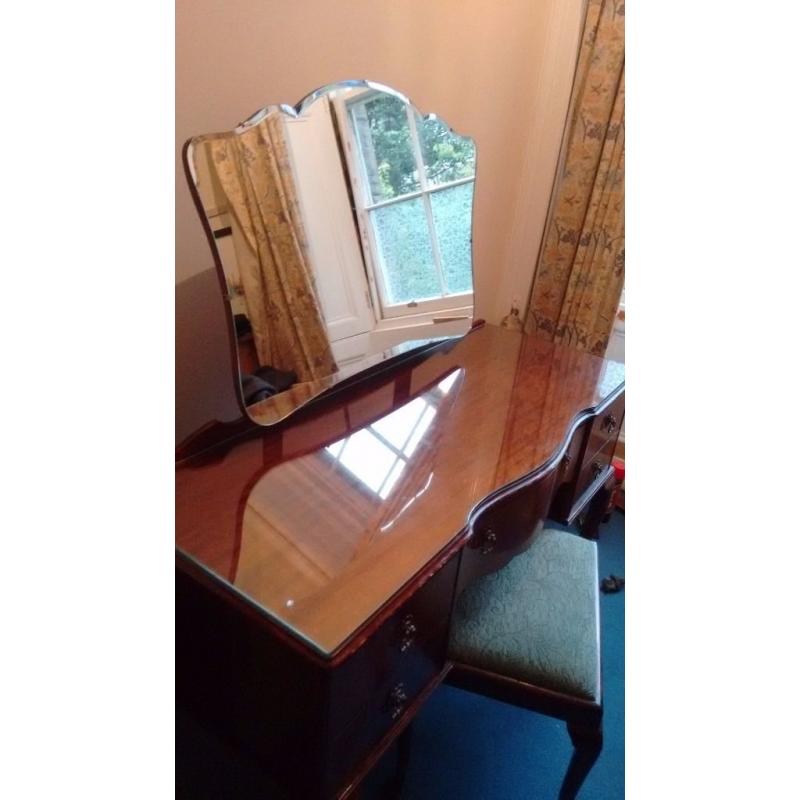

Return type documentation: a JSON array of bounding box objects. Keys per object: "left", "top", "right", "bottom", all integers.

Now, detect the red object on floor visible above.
[{"left": 612, "top": 459, "right": 625, "bottom": 511}]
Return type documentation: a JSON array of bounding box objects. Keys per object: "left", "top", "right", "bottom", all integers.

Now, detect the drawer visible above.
[
  {"left": 574, "top": 435, "right": 617, "bottom": 502},
  {"left": 585, "top": 391, "right": 624, "bottom": 463},
  {"left": 549, "top": 421, "right": 589, "bottom": 521},
  {"left": 559, "top": 420, "right": 588, "bottom": 486},
  {"left": 326, "top": 555, "right": 458, "bottom": 737},
  {"left": 326, "top": 621, "right": 447, "bottom": 788},
  {"left": 457, "top": 469, "right": 559, "bottom": 596}
]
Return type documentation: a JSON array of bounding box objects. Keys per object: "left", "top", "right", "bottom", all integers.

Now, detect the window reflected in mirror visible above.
[{"left": 343, "top": 91, "right": 476, "bottom": 311}]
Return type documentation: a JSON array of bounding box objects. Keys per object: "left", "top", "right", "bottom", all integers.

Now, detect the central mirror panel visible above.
[{"left": 186, "top": 80, "right": 476, "bottom": 425}]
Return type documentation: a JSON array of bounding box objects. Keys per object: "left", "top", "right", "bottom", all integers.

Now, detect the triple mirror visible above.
[{"left": 186, "top": 80, "right": 476, "bottom": 425}]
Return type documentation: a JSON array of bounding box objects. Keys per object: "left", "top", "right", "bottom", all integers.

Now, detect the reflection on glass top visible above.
[
  {"left": 325, "top": 370, "right": 457, "bottom": 501},
  {"left": 175, "top": 326, "right": 626, "bottom": 659},
  {"left": 233, "top": 368, "right": 464, "bottom": 655},
  {"left": 185, "top": 80, "right": 476, "bottom": 428}
]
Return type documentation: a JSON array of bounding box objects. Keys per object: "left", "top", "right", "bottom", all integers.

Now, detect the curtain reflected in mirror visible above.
[{"left": 186, "top": 81, "right": 476, "bottom": 425}]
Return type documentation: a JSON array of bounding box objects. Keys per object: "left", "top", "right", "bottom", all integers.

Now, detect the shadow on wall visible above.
[{"left": 176, "top": 268, "right": 242, "bottom": 445}]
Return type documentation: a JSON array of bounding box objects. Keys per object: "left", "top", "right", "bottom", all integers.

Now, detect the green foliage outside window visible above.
[
  {"left": 359, "top": 94, "right": 475, "bottom": 200},
  {"left": 349, "top": 91, "right": 476, "bottom": 304}
]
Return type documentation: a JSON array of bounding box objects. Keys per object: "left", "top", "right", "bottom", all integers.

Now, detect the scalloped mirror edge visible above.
[{"left": 183, "top": 79, "right": 477, "bottom": 438}]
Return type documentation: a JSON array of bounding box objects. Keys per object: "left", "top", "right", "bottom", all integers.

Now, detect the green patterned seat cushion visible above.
[{"left": 448, "top": 528, "right": 600, "bottom": 701}]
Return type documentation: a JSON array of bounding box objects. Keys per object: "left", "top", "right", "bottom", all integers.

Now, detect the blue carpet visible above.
[
  {"left": 362, "top": 511, "right": 625, "bottom": 799},
  {"left": 177, "top": 512, "right": 625, "bottom": 799}
]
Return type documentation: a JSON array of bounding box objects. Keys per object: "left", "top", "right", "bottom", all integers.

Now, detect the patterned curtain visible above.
[
  {"left": 524, "top": 0, "right": 625, "bottom": 355},
  {"left": 196, "top": 113, "right": 336, "bottom": 381}
]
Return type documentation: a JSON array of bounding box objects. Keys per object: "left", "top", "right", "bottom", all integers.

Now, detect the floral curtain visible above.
[
  {"left": 196, "top": 113, "right": 336, "bottom": 382},
  {"left": 524, "top": 0, "right": 625, "bottom": 355}
]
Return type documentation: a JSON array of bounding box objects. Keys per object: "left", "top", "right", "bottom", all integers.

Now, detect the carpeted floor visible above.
[{"left": 177, "top": 511, "right": 625, "bottom": 799}]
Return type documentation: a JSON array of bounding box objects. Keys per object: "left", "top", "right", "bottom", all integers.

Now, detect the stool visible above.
[{"left": 446, "top": 528, "right": 602, "bottom": 799}]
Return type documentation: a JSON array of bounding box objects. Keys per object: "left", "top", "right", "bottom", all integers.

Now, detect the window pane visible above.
[
  {"left": 350, "top": 94, "right": 420, "bottom": 204},
  {"left": 371, "top": 198, "right": 440, "bottom": 304},
  {"left": 418, "top": 116, "right": 476, "bottom": 187},
  {"left": 430, "top": 182, "right": 474, "bottom": 296}
]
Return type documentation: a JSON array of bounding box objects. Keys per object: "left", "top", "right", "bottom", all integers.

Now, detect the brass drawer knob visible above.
[
  {"left": 480, "top": 529, "right": 497, "bottom": 555},
  {"left": 399, "top": 614, "right": 417, "bottom": 652},
  {"left": 602, "top": 413, "right": 618, "bottom": 433},
  {"left": 388, "top": 683, "right": 408, "bottom": 719}
]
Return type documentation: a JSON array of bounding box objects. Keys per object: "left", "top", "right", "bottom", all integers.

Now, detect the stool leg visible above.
[{"left": 559, "top": 721, "right": 603, "bottom": 800}]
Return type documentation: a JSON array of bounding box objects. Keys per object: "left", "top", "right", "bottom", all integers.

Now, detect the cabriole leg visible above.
[{"left": 559, "top": 720, "right": 603, "bottom": 800}]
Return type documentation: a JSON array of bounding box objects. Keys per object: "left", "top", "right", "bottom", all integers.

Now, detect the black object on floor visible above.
[
  {"left": 253, "top": 365, "right": 297, "bottom": 393},
  {"left": 600, "top": 574, "right": 625, "bottom": 594},
  {"left": 240, "top": 366, "right": 299, "bottom": 406},
  {"left": 234, "top": 313, "right": 252, "bottom": 337},
  {"left": 240, "top": 373, "right": 277, "bottom": 405}
]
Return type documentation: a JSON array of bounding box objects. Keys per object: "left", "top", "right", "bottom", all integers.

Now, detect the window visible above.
[{"left": 341, "top": 91, "right": 476, "bottom": 319}]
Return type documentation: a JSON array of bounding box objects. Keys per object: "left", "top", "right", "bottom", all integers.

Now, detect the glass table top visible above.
[{"left": 176, "top": 325, "right": 625, "bottom": 656}]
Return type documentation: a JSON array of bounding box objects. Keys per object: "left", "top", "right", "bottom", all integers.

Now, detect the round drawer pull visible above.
[
  {"left": 388, "top": 683, "right": 408, "bottom": 719},
  {"left": 479, "top": 529, "right": 497, "bottom": 555},
  {"left": 602, "top": 413, "right": 618, "bottom": 433},
  {"left": 399, "top": 614, "right": 417, "bottom": 652}
]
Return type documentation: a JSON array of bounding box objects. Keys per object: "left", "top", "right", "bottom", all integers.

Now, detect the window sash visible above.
[
  {"left": 362, "top": 175, "right": 474, "bottom": 213},
  {"left": 344, "top": 94, "right": 474, "bottom": 314}
]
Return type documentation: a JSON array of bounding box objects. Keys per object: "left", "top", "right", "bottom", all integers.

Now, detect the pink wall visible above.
[{"left": 176, "top": 0, "right": 583, "bottom": 444}]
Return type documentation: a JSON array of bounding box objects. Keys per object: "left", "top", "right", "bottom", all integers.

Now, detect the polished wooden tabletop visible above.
[{"left": 176, "top": 324, "right": 624, "bottom": 657}]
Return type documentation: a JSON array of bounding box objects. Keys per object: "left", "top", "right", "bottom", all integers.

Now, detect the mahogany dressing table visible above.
[
  {"left": 176, "top": 323, "right": 624, "bottom": 799},
  {"left": 177, "top": 80, "right": 623, "bottom": 797}
]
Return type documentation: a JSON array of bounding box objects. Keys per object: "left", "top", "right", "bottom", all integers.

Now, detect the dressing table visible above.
[{"left": 176, "top": 81, "right": 624, "bottom": 799}]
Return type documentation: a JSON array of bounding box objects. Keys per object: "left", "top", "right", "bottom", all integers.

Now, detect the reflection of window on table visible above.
[
  {"left": 324, "top": 371, "right": 459, "bottom": 501},
  {"left": 344, "top": 92, "right": 475, "bottom": 319}
]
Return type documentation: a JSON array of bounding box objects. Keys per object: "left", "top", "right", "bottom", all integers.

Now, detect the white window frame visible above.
[{"left": 332, "top": 89, "right": 475, "bottom": 322}]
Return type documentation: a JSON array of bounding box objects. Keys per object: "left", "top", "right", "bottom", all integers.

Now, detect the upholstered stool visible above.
[{"left": 446, "top": 527, "right": 602, "bottom": 799}]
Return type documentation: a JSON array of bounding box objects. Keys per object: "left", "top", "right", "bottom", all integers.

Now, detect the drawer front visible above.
[
  {"left": 560, "top": 420, "right": 588, "bottom": 486},
  {"left": 574, "top": 435, "right": 617, "bottom": 502},
  {"left": 550, "top": 422, "right": 589, "bottom": 520},
  {"left": 326, "top": 623, "right": 447, "bottom": 792},
  {"left": 456, "top": 468, "right": 558, "bottom": 597},
  {"left": 326, "top": 555, "right": 458, "bottom": 736},
  {"left": 585, "top": 391, "right": 624, "bottom": 463}
]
